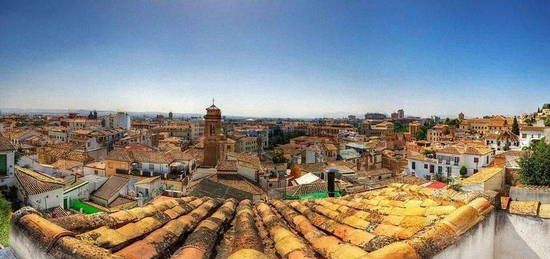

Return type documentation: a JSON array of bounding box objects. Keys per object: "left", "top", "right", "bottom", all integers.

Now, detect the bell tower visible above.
[{"left": 203, "top": 101, "right": 227, "bottom": 167}]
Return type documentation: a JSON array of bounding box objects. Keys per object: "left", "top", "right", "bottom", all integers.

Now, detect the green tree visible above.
[
  {"left": 545, "top": 116, "right": 550, "bottom": 127},
  {"left": 512, "top": 116, "right": 520, "bottom": 135},
  {"left": 393, "top": 121, "right": 409, "bottom": 133},
  {"left": 15, "top": 147, "right": 24, "bottom": 165},
  {"left": 0, "top": 194, "right": 10, "bottom": 247},
  {"left": 415, "top": 121, "right": 435, "bottom": 140},
  {"left": 415, "top": 130, "right": 426, "bottom": 140},
  {"left": 518, "top": 139, "right": 550, "bottom": 186},
  {"left": 422, "top": 149, "right": 436, "bottom": 158},
  {"left": 434, "top": 172, "right": 445, "bottom": 182},
  {"left": 459, "top": 166, "right": 468, "bottom": 177},
  {"left": 449, "top": 184, "right": 462, "bottom": 192},
  {"left": 503, "top": 142, "right": 511, "bottom": 151},
  {"left": 272, "top": 148, "right": 287, "bottom": 164}
]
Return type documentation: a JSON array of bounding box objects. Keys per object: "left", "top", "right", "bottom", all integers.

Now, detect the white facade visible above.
[
  {"left": 83, "top": 165, "right": 106, "bottom": 177},
  {"left": 48, "top": 129, "right": 68, "bottom": 143},
  {"left": 407, "top": 151, "right": 493, "bottom": 180},
  {"left": 63, "top": 181, "right": 90, "bottom": 206},
  {"left": 486, "top": 138, "right": 520, "bottom": 151},
  {"left": 137, "top": 162, "right": 170, "bottom": 176},
  {"left": 519, "top": 128, "right": 550, "bottom": 148},
  {"left": 20, "top": 189, "right": 63, "bottom": 210},
  {"left": 104, "top": 112, "right": 132, "bottom": 130},
  {"left": 0, "top": 150, "right": 15, "bottom": 187}
]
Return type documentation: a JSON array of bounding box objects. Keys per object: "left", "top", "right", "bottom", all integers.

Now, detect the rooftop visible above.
[
  {"left": 9, "top": 183, "right": 495, "bottom": 259},
  {"left": 14, "top": 166, "right": 65, "bottom": 195},
  {"left": 460, "top": 167, "right": 503, "bottom": 185},
  {"left": 0, "top": 135, "right": 15, "bottom": 151}
]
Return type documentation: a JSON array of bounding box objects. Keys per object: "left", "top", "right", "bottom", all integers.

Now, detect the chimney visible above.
[{"left": 327, "top": 169, "right": 337, "bottom": 197}]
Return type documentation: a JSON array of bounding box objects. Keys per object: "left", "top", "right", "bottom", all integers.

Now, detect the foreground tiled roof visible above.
[{"left": 10, "top": 183, "right": 495, "bottom": 259}]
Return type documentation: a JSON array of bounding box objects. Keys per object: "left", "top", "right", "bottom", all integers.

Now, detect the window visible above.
[
  {"left": 149, "top": 164, "right": 154, "bottom": 171},
  {"left": 424, "top": 164, "right": 428, "bottom": 169},
  {"left": 0, "top": 154, "right": 7, "bottom": 176},
  {"left": 411, "top": 162, "right": 416, "bottom": 169},
  {"left": 438, "top": 166, "right": 442, "bottom": 174},
  {"left": 522, "top": 134, "right": 526, "bottom": 138},
  {"left": 454, "top": 157, "right": 459, "bottom": 166},
  {"left": 474, "top": 157, "right": 479, "bottom": 163},
  {"left": 447, "top": 167, "right": 451, "bottom": 177}
]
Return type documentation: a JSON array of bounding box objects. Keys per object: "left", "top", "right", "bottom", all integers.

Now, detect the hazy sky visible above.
[{"left": 1, "top": 0, "right": 549, "bottom": 118}]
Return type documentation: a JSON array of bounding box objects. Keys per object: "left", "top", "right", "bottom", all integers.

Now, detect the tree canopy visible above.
[
  {"left": 512, "top": 116, "right": 520, "bottom": 135},
  {"left": 518, "top": 139, "right": 550, "bottom": 186},
  {"left": 415, "top": 121, "right": 435, "bottom": 140},
  {"left": 393, "top": 121, "right": 409, "bottom": 133},
  {"left": 459, "top": 166, "right": 468, "bottom": 177},
  {"left": 0, "top": 194, "right": 10, "bottom": 247}
]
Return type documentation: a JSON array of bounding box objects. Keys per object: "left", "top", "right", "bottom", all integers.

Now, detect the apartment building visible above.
[{"left": 407, "top": 142, "right": 494, "bottom": 180}]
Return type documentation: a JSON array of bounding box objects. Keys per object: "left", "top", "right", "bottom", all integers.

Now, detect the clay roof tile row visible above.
[{"left": 10, "top": 183, "right": 495, "bottom": 259}]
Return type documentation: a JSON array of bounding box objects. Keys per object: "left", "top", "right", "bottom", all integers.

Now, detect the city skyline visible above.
[{"left": 2, "top": 0, "right": 550, "bottom": 117}]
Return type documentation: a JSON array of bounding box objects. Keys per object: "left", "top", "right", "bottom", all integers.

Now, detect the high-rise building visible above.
[
  {"left": 103, "top": 112, "right": 131, "bottom": 130},
  {"left": 203, "top": 103, "right": 228, "bottom": 167},
  {"left": 397, "top": 109, "right": 404, "bottom": 119}
]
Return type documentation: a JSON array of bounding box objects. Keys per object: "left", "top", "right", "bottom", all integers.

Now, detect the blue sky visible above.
[{"left": 1, "top": 0, "right": 549, "bottom": 118}]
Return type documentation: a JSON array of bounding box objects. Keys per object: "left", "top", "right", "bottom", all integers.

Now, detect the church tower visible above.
[{"left": 203, "top": 101, "right": 227, "bottom": 167}]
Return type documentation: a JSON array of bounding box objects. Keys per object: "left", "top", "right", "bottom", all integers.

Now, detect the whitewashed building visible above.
[
  {"left": 406, "top": 142, "right": 494, "bottom": 180},
  {"left": 15, "top": 166, "right": 64, "bottom": 210},
  {"left": 519, "top": 126, "right": 550, "bottom": 148},
  {"left": 0, "top": 136, "right": 16, "bottom": 187},
  {"left": 104, "top": 112, "right": 131, "bottom": 130}
]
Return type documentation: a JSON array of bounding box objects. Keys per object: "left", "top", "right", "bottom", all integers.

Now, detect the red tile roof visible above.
[{"left": 425, "top": 181, "right": 447, "bottom": 189}]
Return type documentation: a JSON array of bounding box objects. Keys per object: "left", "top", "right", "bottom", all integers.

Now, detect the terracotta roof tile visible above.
[
  {"left": 10, "top": 183, "right": 496, "bottom": 259},
  {"left": 0, "top": 135, "right": 15, "bottom": 151},
  {"left": 509, "top": 200, "right": 539, "bottom": 216},
  {"left": 538, "top": 204, "right": 550, "bottom": 219},
  {"left": 15, "top": 166, "right": 64, "bottom": 195}
]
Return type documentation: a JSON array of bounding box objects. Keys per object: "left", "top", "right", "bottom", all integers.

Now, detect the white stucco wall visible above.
[
  {"left": 0, "top": 150, "right": 15, "bottom": 187},
  {"left": 435, "top": 211, "right": 550, "bottom": 259},
  {"left": 27, "top": 190, "right": 63, "bottom": 210},
  {"left": 494, "top": 212, "right": 550, "bottom": 259},
  {"left": 434, "top": 211, "right": 496, "bottom": 259}
]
